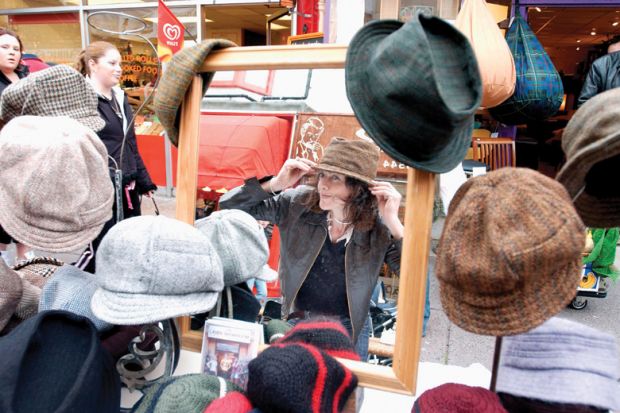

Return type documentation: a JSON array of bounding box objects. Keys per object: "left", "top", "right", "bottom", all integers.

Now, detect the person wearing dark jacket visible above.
[
  {"left": 577, "top": 38, "right": 620, "bottom": 107},
  {"left": 75, "top": 41, "right": 156, "bottom": 272},
  {"left": 0, "top": 27, "right": 31, "bottom": 265},
  {"left": 220, "top": 138, "right": 404, "bottom": 360}
]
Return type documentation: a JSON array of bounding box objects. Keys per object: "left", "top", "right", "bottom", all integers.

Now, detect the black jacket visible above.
[
  {"left": 577, "top": 51, "right": 620, "bottom": 107},
  {"left": 96, "top": 92, "right": 156, "bottom": 194},
  {"left": 0, "top": 66, "right": 28, "bottom": 97}
]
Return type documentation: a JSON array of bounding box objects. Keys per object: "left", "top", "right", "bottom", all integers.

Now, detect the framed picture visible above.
[
  {"left": 291, "top": 113, "right": 408, "bottom": 178},
  {"left": 287, "top": 32, "right": 324, "bottom": 45}
]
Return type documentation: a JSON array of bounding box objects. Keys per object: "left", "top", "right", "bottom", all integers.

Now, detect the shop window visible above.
[
  {"left": 5, "top": 13, "right": 81, "bottom": 66},
  {"left": 86, "top": 6, "right": 196, "bottom": 136}
]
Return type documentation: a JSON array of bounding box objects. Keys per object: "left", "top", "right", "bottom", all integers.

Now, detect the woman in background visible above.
[
  {"left": 0, "top": 27, "right": 31, "bottom": 265},
  {"left": 76, "top": 41, "right": 156, "bottom": 272}
]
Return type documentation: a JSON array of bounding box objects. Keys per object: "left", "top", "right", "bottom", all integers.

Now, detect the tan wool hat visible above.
[
  {"left": 0, "top": 65, "right": 105, "bottom": 132},
  {"left": 317, "top": 137, "right": 380, "bottom": 184},
  {"left": 0, "top": 116, "right": 114, "bottom": 252},
  {"left": 556, "top": 88, "right": 620, "bottom": 228},
  {"left": 436, "top": 168, "right": 585, "bottom": 336}
]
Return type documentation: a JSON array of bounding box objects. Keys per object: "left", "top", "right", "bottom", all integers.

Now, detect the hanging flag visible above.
[{"left": 157, "top": 0, "right": 185, "bottom": 63}]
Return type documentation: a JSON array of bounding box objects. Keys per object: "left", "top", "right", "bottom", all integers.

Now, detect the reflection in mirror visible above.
[{"left": 183, "top": 68, "right": 410, "bottom": 365}]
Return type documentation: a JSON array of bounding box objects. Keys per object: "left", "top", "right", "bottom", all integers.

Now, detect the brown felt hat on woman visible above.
[
  {"left": 317, "top": 137, "right": 380, "bottom": 184},
  {"left": 436, "top": 168, "right": 585, "bottom": 336}
]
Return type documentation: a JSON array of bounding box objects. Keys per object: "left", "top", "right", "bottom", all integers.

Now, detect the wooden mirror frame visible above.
[{"left": 174, "top": 44, "right": 435, "bottom": 395}]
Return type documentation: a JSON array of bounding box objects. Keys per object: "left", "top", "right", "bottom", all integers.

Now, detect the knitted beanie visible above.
[
  {"left": 264, "top": 319, "right": 292, "bottom": 344},
  {"left": 247, "top": 342, "right": 358, "bottom": 413},
  {"left": 203, "top": 391, "right": 253, "bottom": 413},
  {"left": 413, "top": 383, "right": 508, "bottom": 413},
  {"left": 279, "top": 317, "right": 360, "bottom": 361}
]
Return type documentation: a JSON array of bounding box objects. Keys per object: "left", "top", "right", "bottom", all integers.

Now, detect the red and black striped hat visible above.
[
  {"left": 277, "top": 317, "right": 360, "bottom": 361},
  {"left": 247, "top": 342, "right": 358, "bottom": 413}
]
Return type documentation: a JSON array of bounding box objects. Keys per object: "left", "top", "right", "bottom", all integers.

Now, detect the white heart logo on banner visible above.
[{"left": 163, "top": 23, "right": 181, "bottom": 41}]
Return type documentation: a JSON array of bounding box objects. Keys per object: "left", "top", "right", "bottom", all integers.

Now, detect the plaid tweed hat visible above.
[
  {"left": 318, "top": 137, "right": 380, "bottom": 184},
  {"left": 247, "top": 342, "right": 358, "bottom": 413},
  {"left": 130, "top": 374, "right": 240, "bottom": 413},
  {"left": 39, "top": 265, "right": 112, "bottom": 331},
  {"left": 436, "top": 168, "right": 585, "bottom": 336},
  {"left": 0, "top": 116, "right": 114, "bottom": 253},
  {"left": 154, "top": 39, "right": 236, "bottom": 146},
  {"left": 413, "top": 383, "right": 508, "bottom": 413},
  {"left": 0, "top": 64, "right": 105, "bottom": 132},
  {"left": 556, "top": 88, "right": 620, "bottom": 228},
  {"left": 92, "top": 215, "right": 224, "bottom": 325},
  {"left": 496, "top": 317, "right": 620, "bottom": 411},
  {"left": 12, "top": 256, "right": 64, "bottom": 289},
  {"left": 345, "top": 13, "right": 482, "bottom": 174}
]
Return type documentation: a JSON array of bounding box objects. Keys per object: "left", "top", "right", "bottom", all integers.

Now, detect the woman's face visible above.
[
  {"left": 0, "top": 34, "right": 21, "bottom": 73},
  {"left": 317, "top": 170, "right": 352, "bottom": 212},
  {"left": 89, "top": 48, "right": 122, "bottom": 88}
]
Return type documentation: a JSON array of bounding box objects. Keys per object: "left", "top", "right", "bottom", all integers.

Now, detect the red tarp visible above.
[{"left": 197, "top": 115, "right": 291, "bottom": 191}]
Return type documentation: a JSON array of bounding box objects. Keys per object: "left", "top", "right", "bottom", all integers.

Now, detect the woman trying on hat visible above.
[
  {"left": 75, "top": 41, "right": 156, "bottom": 271},
  {"left": 0, "top": 27, "right": 32, "bottom": 265},
  {"left": 220, "top": 137, "right": 404, "bottom": 360}
]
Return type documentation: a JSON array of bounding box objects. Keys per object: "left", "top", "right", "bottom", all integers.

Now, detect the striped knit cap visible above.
[
  {"left": 278, "top": 317, "right": 360, "bottom": 361},
  {"left": 247, "top": 342, "right": 358, "bottom": 413}
]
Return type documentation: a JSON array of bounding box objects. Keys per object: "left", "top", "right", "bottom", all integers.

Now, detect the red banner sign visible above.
[{"left": 157, "top": 0, "right": 185, "bottom": 63}]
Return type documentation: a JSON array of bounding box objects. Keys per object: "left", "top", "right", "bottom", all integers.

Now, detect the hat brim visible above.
[
  {"left": 439, "top": 258, "right": 582, "bottom": 336},
  {"left": 345, "top": 18, "right": 475, "bottom": 174},
  {"left": 496, "top": 363, "right": 620, "bottom": 411},
  {"left": 316, "top": 163, "right": 374, "bottom": 184},
  {"left": 0, "top": 191, "right": 113, "bottom": 253},
  {"left": 78, "top": 115, "right": 106, "bottom": 133},
  {"left": 556, "top": 136, "right": 620, "bottom": 228},
  {"left": 91, "top": 288, "right": 220, "bottom": 325}
]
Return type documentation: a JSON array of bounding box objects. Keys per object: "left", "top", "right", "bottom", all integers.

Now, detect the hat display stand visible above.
[
  {"left": 117, "top": 319, "right": 181, "bottom": 413},
  {"left": 171, "top": 43, "right": 435, "bottom": 409}
]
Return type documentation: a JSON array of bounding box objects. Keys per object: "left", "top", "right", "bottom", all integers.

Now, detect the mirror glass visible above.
[{"left": 183, "top": 68, "right": 408, "bottom": 364}]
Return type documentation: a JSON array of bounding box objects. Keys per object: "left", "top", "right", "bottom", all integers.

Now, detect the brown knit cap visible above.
[
  {"left": 436, "top": 168, "right": 585, "bottom": 336},
  {"left": 556, "top": 88, "right": 620, "bottom": 228},
  {"left": 317, "top": 137, "right": 380, "bottom": 184}
]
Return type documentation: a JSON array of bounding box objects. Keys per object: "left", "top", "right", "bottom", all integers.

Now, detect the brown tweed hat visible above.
[
  {"left": 0, "top": 116, "right": 113, "bottom": 253},
  {"left": 13, "top": 257, "right": 64, "bottom": 289},
  {"left": 436, "top": 168, "right": 585, "bottom": 336},
  {"left": 556, "top": 88, "right": 620, "bottom": 228},
  {"left": 0, "top": 65, "right": 105, "bottom": 132},
  {"left": 317, "top": 137, "right": 380, "bottom": 184},
  {"left": 0, "top": 260, "right": 22, "bottom": 332},
  {"left": 154, "top": 39, "right": 236, "bottom": 147}
]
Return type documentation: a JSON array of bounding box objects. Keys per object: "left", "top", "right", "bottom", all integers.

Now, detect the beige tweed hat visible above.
[
  {"left": 0, "top": 116, "right": 114, "bottom": 252},
  {"left": 0, "top": 65, "right": 105, "bottom": 132}
]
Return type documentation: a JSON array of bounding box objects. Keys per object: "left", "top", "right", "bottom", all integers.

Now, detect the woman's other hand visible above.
[
  {"left": 370, "top": 180, "right": 403, "bottom": 239},
  {"left": 268, "top": 157, "right": 317, "bottom": 192},
  {"left": 144, "top": 190, "right": 155, "bottom": 198}
]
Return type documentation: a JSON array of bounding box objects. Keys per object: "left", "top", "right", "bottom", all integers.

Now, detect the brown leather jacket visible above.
[{"left": 219, "top": 178, "right": 402, "bottom": 343}]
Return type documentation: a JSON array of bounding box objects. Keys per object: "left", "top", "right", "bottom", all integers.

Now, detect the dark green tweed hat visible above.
[
  {"left": 154, "top": 39, "right": 236, "bottom": 147},
  {"left": 345, "top": 14, "right": 482, "bottom": 174}
]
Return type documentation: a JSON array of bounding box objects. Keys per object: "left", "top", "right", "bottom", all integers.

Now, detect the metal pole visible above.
[{"left": 164, "top": 132, "right": 174, "bottom": 197}]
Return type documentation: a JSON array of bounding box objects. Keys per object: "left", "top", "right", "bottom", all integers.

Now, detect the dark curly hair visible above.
[{"left": 301, "top": 176, "right": 378, "bottom": 231}]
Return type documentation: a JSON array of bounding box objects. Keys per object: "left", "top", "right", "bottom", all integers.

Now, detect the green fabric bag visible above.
[{"left": 583, "top": 228, "right": 619, "bottom": 280}]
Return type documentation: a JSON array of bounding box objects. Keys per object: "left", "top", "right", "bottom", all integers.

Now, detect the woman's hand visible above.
[
  {"left": 370, "top": 180, "right": 404, "bottom": 239},
  {"left": 144, "top": 190, "right": 155, "bottom": 198},
  {"left": 269, "top": 157, "right": 317, "bottom": 192}
]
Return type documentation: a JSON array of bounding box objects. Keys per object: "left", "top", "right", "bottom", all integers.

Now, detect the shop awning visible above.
[{"left": 197, "top": 114, "right": 291, "bottom": 192}]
